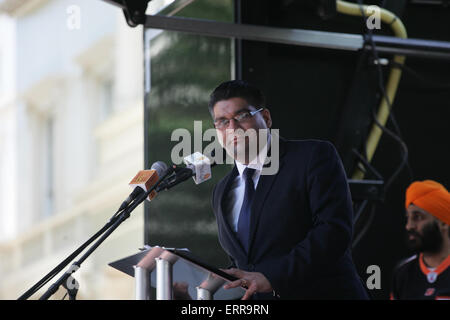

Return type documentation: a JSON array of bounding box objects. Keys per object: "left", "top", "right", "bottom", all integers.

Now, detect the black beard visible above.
[{"left": 406, "top": 221, "right": 443, "bottom": 254}]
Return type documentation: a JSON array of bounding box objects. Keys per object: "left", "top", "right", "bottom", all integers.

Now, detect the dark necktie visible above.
[{"left": 237, "top": 167, "right": 256, "bottom": 253}]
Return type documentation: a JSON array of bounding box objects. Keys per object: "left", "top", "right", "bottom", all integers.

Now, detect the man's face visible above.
[
  {"left": 212, "top": 97, "right": 272, "bottom": 164},
  {"left": 405, "top": 204, "right": 443, "bottom": 253}
]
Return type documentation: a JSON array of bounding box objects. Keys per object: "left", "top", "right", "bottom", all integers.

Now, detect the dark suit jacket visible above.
[{"left": 211, "top": 137, "right": 369, "bottom": 299}]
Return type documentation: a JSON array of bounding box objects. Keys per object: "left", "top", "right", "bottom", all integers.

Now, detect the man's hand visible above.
[{"left": 221, "top": 268, "right": 273, "bottom": 300}]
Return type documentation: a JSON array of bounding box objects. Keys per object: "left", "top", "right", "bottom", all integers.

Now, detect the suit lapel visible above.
[
  {"left": 217, "top": 165, "right": 248, "bottom": 257},
  {"left": 248, "top": 137, "right": 287, "bottom": 255}
]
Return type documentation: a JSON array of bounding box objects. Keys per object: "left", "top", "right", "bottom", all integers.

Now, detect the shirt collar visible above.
[{"left": 235, "top": 132, "right": 271, "bottom": 176}]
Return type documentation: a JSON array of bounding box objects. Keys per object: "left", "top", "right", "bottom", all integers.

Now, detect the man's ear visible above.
[
  {"left": 262, "top": 108, "right": 272, "bottom": 128},
  {"left": 436, "top": 219, "right": 449, "bottom": 233}
]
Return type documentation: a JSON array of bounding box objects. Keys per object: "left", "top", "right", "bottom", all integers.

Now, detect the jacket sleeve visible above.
[{"left": 257, "top": 141, "right": 354, "bottom": 297}]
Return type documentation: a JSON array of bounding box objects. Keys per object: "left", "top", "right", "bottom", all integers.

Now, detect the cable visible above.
[
  {"left": 353, "top": 202, "right": 377, "bottom": 249},
  {"left": 368, "top": 36, "right": 412, "bottom": 190},
  {"left": 354, "top": 199, "right": 369, "bottom": 225},
  {"left": 344, "top": 0, "right": 413, "bottom": 247},
  {"left": 366, "top": 30, "right": 414, "bottom": 183},
  {"left": 356, "top": 0, "right": 413, "bottom": 193},
  {"left": 383, "top": 110, "right": 414, "bottom": 182},
  {"left": 352, "top": 148, "right": 384, "bottom": 181},
  {"left": 370, "top": 104, "right": 410, "bottom": 193},
  {"left": 337, "top": 1, "right": 408, "bottom": 181},
  {"left": 390, "top": 61, "right": 450, "bottom": 90}
]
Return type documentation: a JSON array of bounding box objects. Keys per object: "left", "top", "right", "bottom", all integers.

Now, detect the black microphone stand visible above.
[
  {"left": 156, "top": 166, "right": 194, "bottom": 191},
  {"left": 18, "top": 211, "right": 127, "bottom": 300},
  {"left": 156, "top": 162, "right": 217, "bottom": 191},
  {"left": 61, "top": 275, "right": 79, "bottom": 300},
  {"left": 18, "top": 167, "right": 174, "bottom": 300}
]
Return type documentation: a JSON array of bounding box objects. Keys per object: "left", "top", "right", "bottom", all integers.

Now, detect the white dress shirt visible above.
[{"left": 224, "top": 133, "right": 271, "bottom": 232}]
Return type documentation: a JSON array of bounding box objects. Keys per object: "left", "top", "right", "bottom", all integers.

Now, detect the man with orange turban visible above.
[{"left": 390, "top": 180, "right": 450, "bottom": 300}]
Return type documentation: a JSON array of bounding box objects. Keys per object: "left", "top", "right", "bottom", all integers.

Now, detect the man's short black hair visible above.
[{"left": 208, "top": 80, "right": 266, "bottom": 116}]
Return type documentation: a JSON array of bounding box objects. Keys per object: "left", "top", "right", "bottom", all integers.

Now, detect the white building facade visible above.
[{"left": 0, "top": 0, "right": 147, "bottom": 299}]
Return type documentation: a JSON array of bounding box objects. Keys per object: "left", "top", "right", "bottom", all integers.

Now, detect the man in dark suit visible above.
[{"left": 209, "top": 80, "right": 369, "bottom": 300}]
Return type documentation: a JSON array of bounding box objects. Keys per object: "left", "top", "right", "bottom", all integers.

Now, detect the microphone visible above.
[
  {"left": 156, "top": 152, "right": 216, "bottom": 191},
  {"left": 183, "top": 152, "right": 212, "bottom": 185},
  {"left": 118, "top": 161, "right": 168, "bottom": 212},
  {"left": 129, "top": 161, "right": 169, "bottom": 200}
]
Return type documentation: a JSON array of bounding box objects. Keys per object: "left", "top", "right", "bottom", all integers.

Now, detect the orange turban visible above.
[{"left": 405, "top": 180, "right": 450, "bottom": 225}]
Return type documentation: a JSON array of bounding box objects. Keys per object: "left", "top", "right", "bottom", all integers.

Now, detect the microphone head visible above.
[
  {"left": 183, "top": 152, "right": 212, "bottom": 185},
  {"left": 151, "top": 161, "right": 168, "bottom": 177}
]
